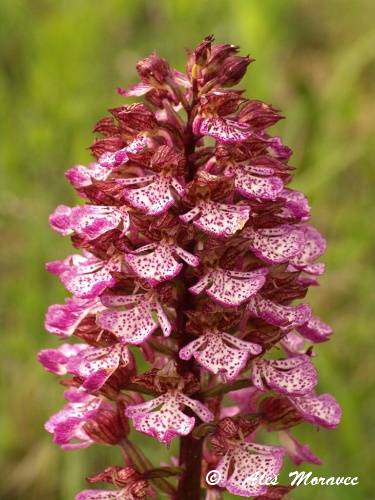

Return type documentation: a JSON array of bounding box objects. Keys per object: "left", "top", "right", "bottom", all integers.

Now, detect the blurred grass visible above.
[{"left": 1, "top": 0, "right": 374, "bottom": 499}]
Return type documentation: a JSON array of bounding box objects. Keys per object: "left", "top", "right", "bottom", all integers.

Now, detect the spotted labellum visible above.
[{"left": 41, "top": 36, "right": 341, "bottom": 499}]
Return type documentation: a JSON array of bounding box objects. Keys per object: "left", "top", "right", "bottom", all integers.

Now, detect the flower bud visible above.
[
  {"left": 239, "top": 100, "right": 282, "bottom": 129},
  {"left": 219, "top": 55, "right": 252, "bottom": 86},
  {"left": 259, "top": 396, "right": 302, "bottom": 431},
  {"left": 83, "top": 408, "right": 129, "bottom": 445},
  {"left": 136, "top": 54, "right": 172, "bottom": 84}
]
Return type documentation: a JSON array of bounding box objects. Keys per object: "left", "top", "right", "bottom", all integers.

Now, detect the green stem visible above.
[
  {"left": 199, "top": 378, "right": 252, "bottom": 398},
  {"left": 120, "top": 439, "right": 176, "bottom": 496}
]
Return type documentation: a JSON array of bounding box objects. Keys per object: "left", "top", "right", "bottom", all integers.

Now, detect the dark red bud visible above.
[
  {"left": 136, "top": 54, "right": 171, "bottom": 84},
  {"left": 219, "top": 55, "right": 252, "bottom": 86},
  {"left": 217, "top": 417, "right": 239, "bottom": 437},
  {"left": 110, "top": 103, "right": 157, "bottom": 132},
  {"left": 93, "top": 117, "right": 119, "bottom": 136},
  {"left": 259, "top": 396, "right": 302, "bottom": 430},
  {"left": 194, "top": 35, "right": 214, "bottom": 65},
  {"left": 83, "top": 408, "right": 129, "bottom": 445},
  {"left": 239, "top": 100, "right": 282, "bottom": 129},
  {"left": 208, "top": 43, "right": 239, "bottom": 66},
  {"left": 90, "top": 137, "right": 125, "bottom": 159}
]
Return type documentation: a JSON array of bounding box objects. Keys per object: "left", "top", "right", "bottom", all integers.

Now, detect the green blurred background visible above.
[{"left": 1, "top": 1, "right": 374, "bottom": 499}]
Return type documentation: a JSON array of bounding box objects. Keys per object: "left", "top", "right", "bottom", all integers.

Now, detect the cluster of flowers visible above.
[{"left": 40, "top": 36, "right": 341, "bottom": 499}]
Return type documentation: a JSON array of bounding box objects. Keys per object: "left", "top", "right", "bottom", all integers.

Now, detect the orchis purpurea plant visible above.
[{"left": 40, "top": 36, "right": 342, "bottom": 500}]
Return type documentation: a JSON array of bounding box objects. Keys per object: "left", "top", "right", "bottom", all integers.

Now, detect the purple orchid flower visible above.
[{"left": 42, "top": 36, "right": 341, "bottom": 500}]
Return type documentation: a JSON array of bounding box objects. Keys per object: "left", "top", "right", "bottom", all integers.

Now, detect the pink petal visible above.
[
  {"left": 247, "top": 225, "right": 305, "bottom": 264},
  {"left": 281, "top": 332, "right": 305, "bottom": 354},
  {"left": 197, "top": 117, "right": 252, "bottom": 143},
  {"left": 47, "top": 254, "right": 119, "bottom": 299},
  {"left": 188, "top": 274, "right": 210, "bottom": 295},
  {"left": 123, "top": 175, "right": 182, "bottom": 215},
  {"left": 99, "top": 135, "right": 148, "bottom": 169},
  {"left": 100, "top": 294, "right": 140, "bottom": 307},
  {"left": 70, "top": 344, "right": 128, "bottom": 391},
  {"left": 179, "top": 336, "right": 206, "bottom": 360},
  {"left": 45, "top": 394, "right": 106, "bottom": 449},
  {"left": 252, "top": 356, "right": 318, "bottom": 396},
  {"left": 230, "top": 165, "right": 283, "bottom": 200},
  {"left": 290, "top": 225, "right": 326, "bottom": 268},
  {"left": 124, "top": 243, "right": 187, "bottom": 286},
  {"left": 247, "top": 295, "right": 311, "bottom": 329},
  {"left": 179, "top": 206, "right": 200, "bottom": 224},
  {"left": 118, "top": 82, "right": 153, "bottom": 97},
  {"left": 126, "top": 394, "right": 194, "bottom": 445},
  {"left": 291, "top": 393, "right": 342, "bottom": 429},
  {"left": 194, "top": 337, "right": 249, "bottom": 380},
  {"left": 174, "top": 245, "right": 200, "bottom": 267},
  {"left": 191, "top": 268, "right": 267, "bottom": 307},
  {"left": 177, "top": 393, "right": 214, "bottom": 422},
  {"left": 180, "top": 331, "right": 261, "bottom": 381},
  {"left": 181, "top": 201, "right": 250, "bottom": 238},
  {"left": 65, "top": 163, "right": 110, "bottom": 188},
  {"left": 218, "top": 442, "right": 284, "bottom": 497},
  {"left": 98, "top": 299, "right": 158, "bottom": 345},
  {"left": 155, "top": 301, "right": 173, "bottom": 337},
  {"left": 76, "top": 490, "right": 118, "bottom": 500},
  {"left": 69, "top": 205, "right": 127, "bottom": 240}
]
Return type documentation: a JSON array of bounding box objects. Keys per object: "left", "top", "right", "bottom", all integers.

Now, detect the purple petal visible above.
[
  {"left": 49, "top": 205, "right": 73, "bottom": 235},
  {"left": 38, "top": 344, "right": 86, "bottom": 375},
  {"left": 45, "top": 297, "right": 101, "bottom": 338},
  {"left": 279, "top": 431, "right": 321, "bottom": 465},
  {"left": 297, "top": 315, "right": 333, "bottom": 342},
  {"left": 279, "top": 189, "right": 310, "bottom": 220}
]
